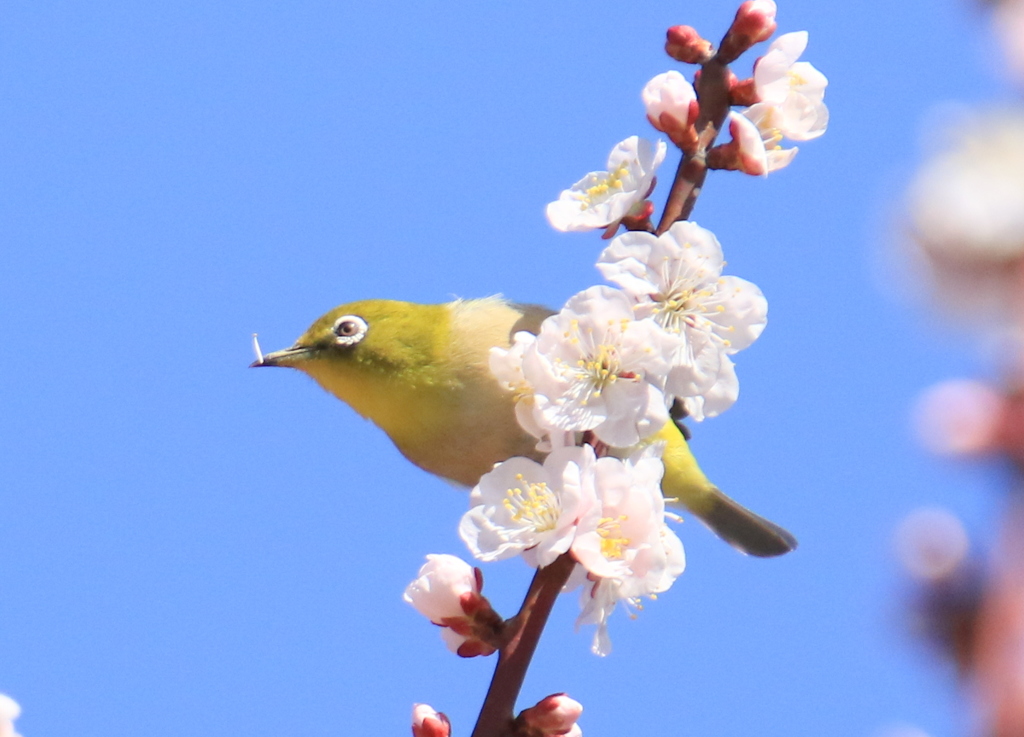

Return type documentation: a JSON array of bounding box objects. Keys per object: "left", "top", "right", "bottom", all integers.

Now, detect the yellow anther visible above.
[
  {"left": 597, "top": 515, "right": 630, "bottom": 560},
  {"left": 502, "top": 479, "right": 559, "bottom": 531}
]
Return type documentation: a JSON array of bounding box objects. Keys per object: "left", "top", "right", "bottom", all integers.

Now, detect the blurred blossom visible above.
[
  {"left": 897, "top": 508, "right": 982, "bottom": 677},
  {"left": 906, "top": 112, "right": 1024, "bottom": 333},
  {"left": 994, "top": 0, "right": 1024, "bottom": 85},
  {"left": 896, "top": 507, "right": 970, "bottom": 582},
  {"left": 914, "top": 379, "right": 1004, "bottom": 457},
  {"left": 973, "top": 502, "right": 1024, "bottom": 737},
  {"left": 0, "top": 694, "right": 21, "bottom": 737}
]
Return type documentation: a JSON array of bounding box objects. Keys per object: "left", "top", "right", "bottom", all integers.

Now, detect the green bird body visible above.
[{"left": 254, "top": 297, "right": 796, "bottom": 557}]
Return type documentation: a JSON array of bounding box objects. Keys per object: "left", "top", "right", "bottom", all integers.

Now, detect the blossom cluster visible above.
[
  {"left": 548, "top": 24, "right": 828, "bottom": 234},
  {"left": 462, "top": 217, "right": 765, "bottom": 653},
  {"left": 404, "top": 0, "right": 825, "bottom": 662}
]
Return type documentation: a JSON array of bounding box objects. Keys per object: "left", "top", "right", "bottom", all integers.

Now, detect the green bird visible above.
[{"left": 252, "top": 297, "right": 796, "bottom": 557}]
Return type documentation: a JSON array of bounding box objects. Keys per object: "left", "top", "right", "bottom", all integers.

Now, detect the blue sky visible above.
[{"left": 0, "top": 1, "right": 1015, "bottom": 735}]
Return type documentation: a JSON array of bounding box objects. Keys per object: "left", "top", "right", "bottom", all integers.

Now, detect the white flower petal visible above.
[{"left": 546, "top": 136, "right": 666, "bottom": 233}]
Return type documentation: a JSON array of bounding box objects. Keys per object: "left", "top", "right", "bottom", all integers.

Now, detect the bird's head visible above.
[{"left": 251, "top": 299, "right": 452, "bottom": 389}]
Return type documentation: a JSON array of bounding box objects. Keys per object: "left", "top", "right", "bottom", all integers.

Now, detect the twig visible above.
[
  {"left": 470, "top": 553, "right": 578, "bottom": 737},
  {"left": 656, "top": 58, "right": 733, "bottom": 234}
]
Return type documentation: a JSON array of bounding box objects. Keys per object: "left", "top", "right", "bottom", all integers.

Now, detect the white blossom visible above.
[
  {"left": 460, "top": 446, "right": 597, "bottom": 568},
  {"left": 571, "top": 453, "right": 676, "bottom": 582},
  {"left": 489, "top": 331, "right": 546, "bottom": 440},
  {"left": 597, "top": 221, "right": 767, "bottom": 419},
  {"left": 753, "top": 31, "right": 828, "bottom": 141},
  {"left": 546, "top": 136, "right": 667, "bottom": 233},
  {"left": 730, "top": 109, "right": 798, "bottom": 175},
  {"left": 522, "top": 286, "right": 675, "bottom": 446},
  {"left": 576, "top": 522, "right": 684, "bottom": 658},
  {"left": 557, "top": 449, "right": 685, "bottom": 656}
]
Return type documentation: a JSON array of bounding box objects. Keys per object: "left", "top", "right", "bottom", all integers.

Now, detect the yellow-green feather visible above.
[{"left": 295, "top": 298, "right": 544, "bottom": 485}]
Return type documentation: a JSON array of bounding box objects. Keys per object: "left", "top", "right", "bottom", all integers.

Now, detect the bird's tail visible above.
[{"left": 655, "top": 422, "right": 798, "bottom": 558}]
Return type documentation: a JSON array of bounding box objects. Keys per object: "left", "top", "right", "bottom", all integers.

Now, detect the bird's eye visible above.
[{"left": 331, "top": 315, "right": 368, "bottom": 346}]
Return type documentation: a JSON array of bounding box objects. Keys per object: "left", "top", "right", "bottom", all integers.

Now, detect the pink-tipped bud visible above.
[
  {"left": 519, "top": 693, "right": 584, "bottom": 736},
  {"left": 412, "top": 704, "right": 451, "bottom": 737},
  {"left": 718, "top": 0, "right": 778, "bottom": 63},
  {"left": 405, "top": 554, "right": 503, "bottom": 657},
  {"left": 642, "top": 71, "right": 701, "bottom": 151},
  {"left": 729, "top": 77, "right": 759, "bottom": 106},
  {"left": 665, "top": 25, "right": 714, "bottom": 64},
  {"left": 404, "top": 555, "right": 481, "bottom": 624},
  {"left": 726, "top": 111, "right": 767, "bottom": 176}
]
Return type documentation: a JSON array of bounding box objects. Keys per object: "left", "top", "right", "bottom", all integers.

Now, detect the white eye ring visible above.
[{"left": 331, "top": 315, "right": 368, "bottom": 346}]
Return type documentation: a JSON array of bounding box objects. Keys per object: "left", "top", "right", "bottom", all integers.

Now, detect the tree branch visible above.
[
  {"left": 470, "top": 553, "right": 577, "bottom": 737},
  {"left": 656, "top": 58, "right": 733, "bottom": 234}
]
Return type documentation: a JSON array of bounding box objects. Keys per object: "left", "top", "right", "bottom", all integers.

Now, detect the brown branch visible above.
[
  {"left": 656, "top": 58, "right": 733, "bottom": 234},
  {"left": 470, "top": 553, "right": 577, "bottom": 737}
]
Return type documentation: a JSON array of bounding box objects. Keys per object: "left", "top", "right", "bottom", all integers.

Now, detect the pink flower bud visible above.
[
  {"left": 412, "top": 704, "right": 451, "bottom": 737},
  {"left": 718, "top": 0, "right": 778, "bottom": 63},
  {"left": 405, "top": 555, "right": 503, "bottom": 657},
  {"left": 727, "top": 112, "right": 768, "bottom": 176},
  {"left": 519, "top": 693, "right": 584, "bottom": 735},
  {"left": 729, "top": 77, "right": 759, "bottom": 106},
  {"left": 642, "top": 71, "right": 700, "bottom": 150},
  {"left": 403, "top": 554, "right": 480, "bottom": 624},
  {"left": 665, "top": 25, "right": 714, "bottom": 64}
]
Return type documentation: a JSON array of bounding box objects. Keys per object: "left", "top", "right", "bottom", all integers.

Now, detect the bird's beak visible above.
[{"left": 249, "top": 345, "right": 314, "bottom": 369}]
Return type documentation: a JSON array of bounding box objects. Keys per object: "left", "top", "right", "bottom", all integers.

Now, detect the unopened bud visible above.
[
  {"left": 412, "top": 704, "right": 451, "bottom": 737},
  {"left": 404, "top": 554, "right": 481, "bottom": 624},
  {"left": 405, "top": 554, "right": 502, "bottom": 657},
  {"left": 519, "top": 693, "right": 583, "bottom": 735},
  {"left": 726, "top": 111, "right": 768, "bottom": 176},
  {"left": 665, "top": 25, "right": 714, "bottom": 64},
  {"left": 718, "top": 0, "right": 778, "bottom": 63},
  {"left": 642, "top": 71, "right": 700, "bottom": 151},
  {"left": 729, "top": 77, "right": 759, "bottom": 106}
]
